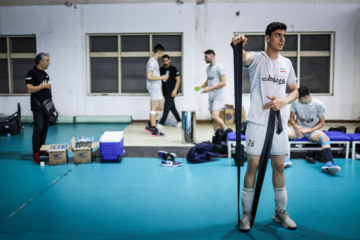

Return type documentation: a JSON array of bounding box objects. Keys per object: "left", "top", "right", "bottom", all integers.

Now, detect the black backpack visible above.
[
  {"left": 355, "top": 127, "right": 360, "bottom": 134},
  {"left": 212, "top": 128, "right": 233, "bottom": 145},
  {"left": 186, "top": 141, "right": 220, "bottom": 163},
  {"left": 328, "top": 126, "right": 346, "bottom": 133},
  {"left": 0, "top": 103, "right": 23, "bottom": 135},
  {"left": 49, "top": 111, "right": 59, "bottom": 125},
  {"left": 213, "top": 143, "right": 228, "bottom": 155},
  {"left": 232, "top": 144, "right": 247, "bottom": 166}
]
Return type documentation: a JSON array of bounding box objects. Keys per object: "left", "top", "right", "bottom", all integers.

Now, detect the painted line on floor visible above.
[{"left": 0, "top": 168, "right": 75, "bottom": 224}]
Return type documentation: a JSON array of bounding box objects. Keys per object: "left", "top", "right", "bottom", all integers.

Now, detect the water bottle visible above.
[{"left": 163, "top": 71, "right": 170, "bottom": 82}]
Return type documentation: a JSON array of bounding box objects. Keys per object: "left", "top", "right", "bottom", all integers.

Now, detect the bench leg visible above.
[
  {"left": 346, "top": 142, "right": 350, "bottom": 159},
  {"left": 352, "top": 142, "right": 355, "bottom": 159}
]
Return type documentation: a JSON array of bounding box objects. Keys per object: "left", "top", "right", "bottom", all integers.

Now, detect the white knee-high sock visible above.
[
  {"left": 242, "top": 187, "right": 254, "bottom": 213},
  {"left": 274, "top": 187, "right": 287, "bottom": 211}
]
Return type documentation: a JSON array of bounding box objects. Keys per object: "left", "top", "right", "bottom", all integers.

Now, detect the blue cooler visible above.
[{"left": 100, "top": 131, "right": 124, "bottom": 163}]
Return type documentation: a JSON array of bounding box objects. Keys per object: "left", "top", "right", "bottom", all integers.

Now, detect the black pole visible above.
[
  {"left": 231, "top": 42, "right": 243, "bottom": 223},
  {"left": 231, "top": 42, "right": 244, "bottom": 167},
  {"left": 231, "top": 41, "right": 280, "bottom": 228}
]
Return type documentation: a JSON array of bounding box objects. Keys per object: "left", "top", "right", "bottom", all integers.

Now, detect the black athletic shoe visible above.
[
  {"left": 145, "top": 123, "right": 152, "bottom": 133},
  {"left": 305, "top": 156, "right": 315, "bottom": 164},
  {"left": 157, "top": 150, "right": 176, "bottom": 159},
  {"left": 313, "top": 152, "right": 325, "bottom": 163},
  {"left": 151, "top": 128, "right": 165, "bottom": 137}
]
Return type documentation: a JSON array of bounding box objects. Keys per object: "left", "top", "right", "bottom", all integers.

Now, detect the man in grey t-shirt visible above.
[
  {"left": 232, "top": 22, "right": 298, "bottom": 232},
  {"left": 288, "top": 86, "right": 341, "bottom": 175},
  {"left": 145, "top": 44, "right": 169, "bottom": 137},
  {"left": 196, "top": 49, "right": 227, "bottom": 132}
]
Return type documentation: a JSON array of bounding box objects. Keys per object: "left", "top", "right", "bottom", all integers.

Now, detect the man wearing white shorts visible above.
[
  {"left": 145, "top": 44, "right": 169, "bottom": 137},
  {"left": 288, "top": 86, "right": 341, "bottom": 175},
  {"left": 196, "top": 49, "right": 227, "bottom": 131},
  {"left": 232, "top": 22, "right": 299, "bottom": 232}
]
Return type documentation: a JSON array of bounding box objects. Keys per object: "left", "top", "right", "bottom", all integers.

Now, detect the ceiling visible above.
[{"left": 0, "top": 0, "right": 359, "bottom": 6}]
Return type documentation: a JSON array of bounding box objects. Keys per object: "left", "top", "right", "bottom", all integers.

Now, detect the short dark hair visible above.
[
  {"left": 153, "top": 44, "right": 165, "bottom": 53},
  {"left": 265, "top": 22, "right": 287, "bottom": 36},
  {"left": 162, "top": 54, "right": 170, "bottom": 59},
  {"left": 298, "top": 86, "right": 310, "bottom": 98},
  {"left": 204, "top": 49, "right": 215, "bottom": 56},
  {"left": 35, "top": 52, "right": 49, "bottom": 65}
]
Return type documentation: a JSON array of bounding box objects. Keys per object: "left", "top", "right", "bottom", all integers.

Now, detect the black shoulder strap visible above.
[
  {"left": 250, "top": 109, "right": 279, "bottom": 228},
  {"left": 33, "top": 97, "right": 43, "bottom": 109}
]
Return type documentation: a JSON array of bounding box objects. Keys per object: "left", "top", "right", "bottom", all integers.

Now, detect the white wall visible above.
[{"left": 0, "top": 2, "right": 359, "bottom": 120}]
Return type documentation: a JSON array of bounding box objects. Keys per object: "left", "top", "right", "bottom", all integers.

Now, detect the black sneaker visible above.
[
  {"left": 145, "top": 123, "right": 152, "bottom": 133},
  {"left": 157, "top": 150, "right": 177, "bottom": 159},
  {"left": 313, "top": 152, "right": 325, "bottom": 163},
  {"left": 151, "top": 128, "right": 165, "bottom": 137},
  {"left": 305, "top": 156, "right": 315, "bottom": 164}
]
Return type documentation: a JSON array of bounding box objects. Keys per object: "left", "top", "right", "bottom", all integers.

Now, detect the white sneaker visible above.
[
  {"left": 176, "top": 121, "right": 182, "bottom": 128},
  {"left": 238, "top": 212, "right": 252, "bottom": 232},
  {"left": 156, "top": 123, "right": 164, "bottom": 129},
  {"left": 321, "top": 161, "right": 341, "bottom": 175},
  {"left": 161, "top": 159, "right": 182, "bottom": 167},
  {"left": 284, "top": 156, "right": 292, "bottom": 168},
  {"left": 273, "top": 210, "right": 297, "bottom": 230}
]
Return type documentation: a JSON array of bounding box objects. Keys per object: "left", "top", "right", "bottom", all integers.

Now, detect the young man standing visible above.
[
  {"left": 157, "top": 54, "right": 182, "bottom": 129},
  {"left": 196, "top": 49, "right": 227, "bottom": 132},
  {"left": 288, "top": 86, "right": 341, "bottom": 175},
  {"left": 232, "top": 22, "right": 299, "bottom": 232},
  {"left": 145, "top": 44, "right": 169, "bottom": 137},
  {"left": 25, "top": 52, "right": 52, "bottom": 163}
]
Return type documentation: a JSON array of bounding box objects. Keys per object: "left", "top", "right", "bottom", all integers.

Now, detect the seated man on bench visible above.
[{"left": 288, "top": 86, "right": 341, "bottom": 175}]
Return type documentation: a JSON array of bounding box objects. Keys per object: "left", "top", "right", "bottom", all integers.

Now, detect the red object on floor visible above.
[
  {"left": 33, "top": 152, "right": 41, "bottom": 164},
  {"left": 40, "top": 151, "right": 49, "bottom": 157}
]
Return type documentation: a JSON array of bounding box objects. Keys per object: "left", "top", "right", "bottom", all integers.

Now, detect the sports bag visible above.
[
  {"left": 212, "top": 128, "right": 233, "bottom": 145},
  {"left": 0, "top": 103, "right": 23, "bottom": 135},
  {"left": 35, "top": 98, "right": 57, "bottom": 117},
  {"left": 328, "top": 126, "right": 346, "bottom": 134},
  {"left": 186, "top": 141, "right": 220, "bottom": 163},
  {"left": 355, "top": 127, "right": 360, "bottom": 134}
]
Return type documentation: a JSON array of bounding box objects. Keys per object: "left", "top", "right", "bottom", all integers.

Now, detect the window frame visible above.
[
  {"left": 234, "top": 31, "right": 335, "bottom": 96},
  {"left": 86, "top": 33, "right": 183, "bottom": 96},
  {"left": 0, "top": 35, "right": 36, "bottom": 96}
]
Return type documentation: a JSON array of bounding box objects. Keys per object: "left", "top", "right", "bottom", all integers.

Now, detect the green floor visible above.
[{"left": 0, "top": 124, "right": 360, "bottom": 240}]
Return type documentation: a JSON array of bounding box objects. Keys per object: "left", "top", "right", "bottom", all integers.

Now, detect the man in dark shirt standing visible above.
[
  {"left": 158, "top": 55, "right": 182, "bottom": 129},
  {"left": 25, "top": 52, "right": 52, "bottom": 163}
]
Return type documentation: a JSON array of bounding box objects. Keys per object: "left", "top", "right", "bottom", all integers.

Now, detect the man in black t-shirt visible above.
[
  {"left": 25, "top": 52, "right": 52, "bottom": 163},
  {"left": 158, "top": 55, "right": 182, "bottom": 128}
]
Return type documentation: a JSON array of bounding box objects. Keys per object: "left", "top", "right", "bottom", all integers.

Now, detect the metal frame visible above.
[
  {"left": 227, "top": 138, "right": 351, "bottom": 159},
  {"left": 352, "top": 141, "right": 360, "bottom": 159},
  {"left": 86, "top": 32, "right": 183, "bottom": 96},
  {"left": 227, "top": 140, "right": 245, "bottom": 159},
  {"left": 233, "top": 31, "right": 335, "bottom": 96},
  {"left": 288, "top": 140, "right": 350, "bottom": 159},
  {"left": 0, "top": 35, "right": 36, "bottom": 96}
]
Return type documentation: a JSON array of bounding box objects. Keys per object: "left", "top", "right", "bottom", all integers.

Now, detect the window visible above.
[
  {"left": 87, "top": 33, "right": 183, "bottom": 95},
  {"left": 236, "top": 32, "right": 334, "bottom": 95},
  {"left": 0, "top": 36, "right": 36, "bottom": 95}
]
